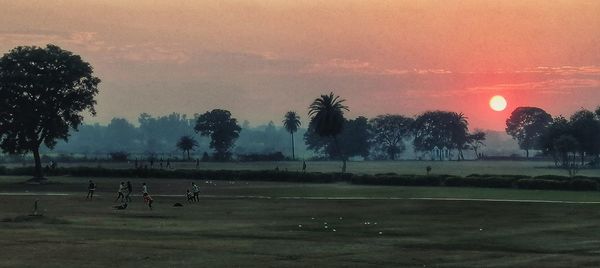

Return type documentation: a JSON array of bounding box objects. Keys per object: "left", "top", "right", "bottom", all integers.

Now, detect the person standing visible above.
[
  {"left": 302, "top": 161, "right": 307, "bottom": 173},
  {"left": 192, "top": 182, "right": 200, "bottom": 202},
  {"left": 126, "top": 181, "right": 133, "bottom": 202},
  {"left": 87, "top": 180, "right": 96, "bottom": 200},
  {"left": 143, "top": 193, "right": 154, "bottom": 210},
  {"left": 115, "top": 181, "right": 126, "bottom": 202},
  {"left": 142, "top": 182, "right": 148, "bottom": 195}
]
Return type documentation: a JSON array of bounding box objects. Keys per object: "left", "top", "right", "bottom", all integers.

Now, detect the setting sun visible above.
[{"left": 490, "top": 95, "right": 507, "bottom": 112}]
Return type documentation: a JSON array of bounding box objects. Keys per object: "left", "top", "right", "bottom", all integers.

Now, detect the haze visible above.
[{"left": 1, "top": 0, "right": 599, "bottom": 130}]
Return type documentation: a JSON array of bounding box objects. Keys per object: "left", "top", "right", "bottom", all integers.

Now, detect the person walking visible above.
[
  {"left": 115, "top": 181, "right": 126, "bottom": 202},
  {"left": 87, "top": 180, "right": 96, "bottom": 200},
  {"left": 126, "top": 181, "right": 133, "bottom": 202},
  {"left": 192, "top": 182, "right": 200, "bottom": 202}
]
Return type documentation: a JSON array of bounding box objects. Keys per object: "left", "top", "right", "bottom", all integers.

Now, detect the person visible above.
[
  {"left": 86, "top": 180, "right": 96, "bottom": 200},
  {"left": 192, "top": 182, "right": 200, "bottom": 202},
  {"left": 126, "top": 181, "right": 133, "bottom": 202},
  {"left": 113, "top": 202, "right": 128, "bottom": 210},
  {"left": 141, "top": 182, "right": 149, "bottom": 202},
  {"left": 166, "top": 159, "right": 171, "bottom": 169},
  {"left": 115, "top": 181, "right": 126, "bottom": 202},
  {"left": 302, "top": 161, "right": 307, "bottom": 173},
  {"left": 186, "top": 189, "right": 194, "bottom": 203},
  {"left": 196, "top": 158, "right": 200, "bottom": 168},
  {"left": 143, "top": 193, "right": 154, "bottom": 210}
]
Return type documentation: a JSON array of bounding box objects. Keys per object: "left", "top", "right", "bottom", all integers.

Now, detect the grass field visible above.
[
  {"left": 3, "top": 176, "right": 600, "bottom": 267},
  {"left": 4, "top": 160, "right": 600, "bottom": 177}
]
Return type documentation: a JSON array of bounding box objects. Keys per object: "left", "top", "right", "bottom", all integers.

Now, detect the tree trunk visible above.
[
  {"left": 333, "top": 136, "right": 345, "bottom": 173},
  {"left": 291, "top": 132, "right": 295, "bottom": 160},
  {"left": 32, "top": 147, "right": 43, "bottom": 178},
  {"left": 187, "top": 150, "right": 191, "bottom": 160}
]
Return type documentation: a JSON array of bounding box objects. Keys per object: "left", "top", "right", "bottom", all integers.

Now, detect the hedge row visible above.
[{"left": 0, "top": 166, "right": 598, "bottom": 192}]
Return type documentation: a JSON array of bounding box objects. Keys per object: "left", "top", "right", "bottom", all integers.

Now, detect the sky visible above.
[{"left": 1, "top": 0, "right": 599, "bottom": 130}]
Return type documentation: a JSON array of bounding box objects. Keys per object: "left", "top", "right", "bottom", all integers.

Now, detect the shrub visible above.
[{"left": 109, "top": 152, "right": 129, "bottom": 162}]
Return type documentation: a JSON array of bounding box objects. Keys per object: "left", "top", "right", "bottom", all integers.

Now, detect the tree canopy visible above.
[
  {"left": 369, "top": 114, "right": 414, "bottom": 160},
  {"left": 505, "top": 107, "right": 552, "bottom": 158},
  {"left": 0, "top": 44, "right": 100, "bottom": 178},
  {"left": 412, "top": 111, "right": 470, "bottom": 159},
  {"left": 194, "top": 109, "right": 241, "bottom": 161}
]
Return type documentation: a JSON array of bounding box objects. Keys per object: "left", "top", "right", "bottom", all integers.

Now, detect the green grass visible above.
[
  {"left": 4, "top": 160, "right": 600, "bottom": 177},
  {"left": 2, "top": 176, "right": 600, "bottom": 267}
]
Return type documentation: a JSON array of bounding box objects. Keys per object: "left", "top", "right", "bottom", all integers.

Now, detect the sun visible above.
[{"left": 489, "top": 95, "right": 507, "bottom": 112}]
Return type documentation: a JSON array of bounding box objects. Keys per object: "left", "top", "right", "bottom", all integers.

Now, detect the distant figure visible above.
[
  {"left": 196, "top": 158, "right": 200, "bottom": 168},
  {"left": 126, "top": 181, "right": 133, "bottom": 202},
  {"left": 192, "top": 182, "right": 200, "bottom": 202},
  {"left": 143, "top": 193, "right": 154, "bottom": 210},
  {"left": 134, "top": 159, "right": 138, "bottom": 168},
  {"left": 115, "top": 181, "right": 126, "bottom": 202},
  {"left": 166, "top": 159, "right": 171, "bottom": 169},
  {"left": 160, "top": 162, "right": 163, "bottom": 169},
  {"left": 186, "top": 189, "right": 194, "bottom": 203},
  {"left": 87, "top": 180, "right": 96, "bottom": 200},
  {"left": 113, "top": 202, "right": 128, "bottom": 210},
  {"left": 142, "top": 182, "right": 149, "bottom": 195},
  {"left": 426, "top": 166, "right": 432, "bottom": 176},
  {"left": 150, "top": 159, "right": 154, "bottom": 167},
  {"left": 302, "top": 161, "right": 307, "bottom": 173}
]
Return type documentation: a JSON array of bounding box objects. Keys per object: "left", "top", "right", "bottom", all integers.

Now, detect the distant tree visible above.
[
  {"left": 467, "top": 130, "right": 486, "bottom": 159},
  {"left": 369, "top": 114, "right": 414, "bottom": 160},
  {"left": 505, "top": 107, "right": 552, "bottom": 158},
  {"left": 539, "top": 116, "right": 571, "bottom": 167},
  {"left": 194, "top": 109, "right": 241, "bottom": 161},
  {"left": 412, "top": 111, "right": 470, "bottom": 160},
  {"left": 176, "top": 135, "right": 198, "bottom": 160},
  {"left": 305, "top": 117, "right": 371, "bottom": 160},
  {"left": 105, "top": 118, "right": 138, "bottom": 151},
  {"left": 307, "top": 92, "right": 349, "bottom": 172},
  {"left": 0, "top": 45, "right": 100, "bottom": 179},
  {"left": 569, "top": 109, "right": 600, "bottom": 165},
  {"left": 282, "top": 111, "right": 301, "bottom": 160},
  {"left": 552, "top": 135, "right": 580, "bottom": 176}
]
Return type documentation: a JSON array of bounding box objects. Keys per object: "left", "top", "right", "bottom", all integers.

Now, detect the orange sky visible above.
[{"left": 1, "top": 0, "right": 599, "bottom": 130}]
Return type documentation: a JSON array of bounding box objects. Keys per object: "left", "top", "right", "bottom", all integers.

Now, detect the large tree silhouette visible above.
[
  {"left": 194, "top": 109, "right": 241, "bottom": 161},
  {"left": 176, "top": 135, "right": 198, "bottom": 160},
  {"left": 412, "top": 111, "right": 470, "bottom": 160},
  {"left": 282, "top": 111, "right": 301, "bottom": 160},
  {"left": 308, "top": 92, "right": 349, "bottom": 172},
  {"left": 369, "top": 114, "right": 414, "bottom": 160},
  {"left": 505, "top": 107, "right": 552, "bottom": 158},
  {"left": 0, "top": 45, "right": 100, "bottom": 179}
]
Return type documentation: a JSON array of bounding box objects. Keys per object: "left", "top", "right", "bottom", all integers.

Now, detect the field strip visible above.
[{"left": 2, "top": 192, "right": 600, "bottom": 204}]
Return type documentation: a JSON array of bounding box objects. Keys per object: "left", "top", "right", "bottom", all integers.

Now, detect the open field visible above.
[
  {"left": 3, "top": 176, "right": 600, "bottom": 267},
  {"left": 3, "top": 160, "right": 600, "bottom": 177}
]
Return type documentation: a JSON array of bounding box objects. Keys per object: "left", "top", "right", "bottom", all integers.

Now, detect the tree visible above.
[
  {"left": 539, "top": 116, "right": 571, "bottom": 167},
  {"left": 412, "top": 111, "right": 470, "bottom": 160},
  {"left": 467, "top": 130, "right": 486, "bottom": 159},
  {"left": 369, "top": 114, "right": 414, "bottom": 160},
  {"left": 304, "top": 117, "right": 371, "bottom": 160},
  {"left": 552, "top": 135, "right": 580, "bottom": 176},
  {"left": 505, "top": 107, "right": 552, "bottom": 158},
  {"left": 282, "top": 111, "right": 301, "bottom": 160},
  {"left": 0, "top": 45, "right": 100, "bottom": 179},
  {"left": 569, "top": 109, "right": 600, "bottom": 165},
  {"left": 176, "top": 135, "right": 198, "bottom": 160},
  {"left": 194, "top": 109, "right": 241, "bottom": 161},
  {"left": 307, "top": 92, "right": 349, "bottom": 172}
]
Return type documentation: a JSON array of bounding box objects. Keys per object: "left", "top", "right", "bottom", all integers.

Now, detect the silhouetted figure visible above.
[
  {"left": 196, "top": 158, "right": 200, "bottom": 168},
  {"left": 115, "top": 181, "right": 126, "bottom": 202},
  {"left": 302, "top": 161, "right": 307, "bottom": 173},
  {"left": 134, "top": 158, "right": 138, "bottom": 168},
  {"left": 166, "top": 159, "right": 171, "bottom": 169},
  {"left": 143, "top": 193, "right": 153, "bottom": 210},
  {"left": 126, "top": 181, "right": 133, "bottom": 202},
  {"left": 150, "top": 159, "right": 154, "bottom": 167},
  {"left": 87, "top": 180, "right": 96, "bottom": 200},
  {"left": 192, "top": 182, "right": 200, "bottom": 202},
  {"left": 113, "top": 203, "right": 128, "bottom": 210},
  {"left": 426, "top": 166, "right": 432, "bottom": 176},
  {"left": 186, "top": 189, "right": 194, "bottom": 203}
]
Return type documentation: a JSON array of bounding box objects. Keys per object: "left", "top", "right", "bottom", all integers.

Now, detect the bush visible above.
[{"left": 444, "top": 176, "right": 516, "bottom": 188}]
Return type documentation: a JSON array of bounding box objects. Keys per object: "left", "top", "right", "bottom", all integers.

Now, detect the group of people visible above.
[
  {"left": 86, "top": 180, "right": 154, "bottom": 210},
  {"left": 86, "top": 180, "right": 201, "bottom": 210}
]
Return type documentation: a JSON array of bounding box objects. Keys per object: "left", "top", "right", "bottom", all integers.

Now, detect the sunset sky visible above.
[{"left": 1, "top": 0, "right": 599, "bottom": 130}]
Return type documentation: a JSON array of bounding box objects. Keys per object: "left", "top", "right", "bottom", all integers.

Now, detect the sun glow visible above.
[{"left": 489, "top": 95, "right": 507, "bottom": 112}]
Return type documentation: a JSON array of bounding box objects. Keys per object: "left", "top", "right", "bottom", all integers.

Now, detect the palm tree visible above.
[
  {"left": 449, "top": 112, "right": 469, "bottom": 160},
  {"left": 282, "top": 111, "right": 301, "bottom": 160},
  {"left": 176, "top": 135, "right": 198, "bottom": 160},
  {"left": 308, "top": 92, "right": 349, "bottom": 172}
]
